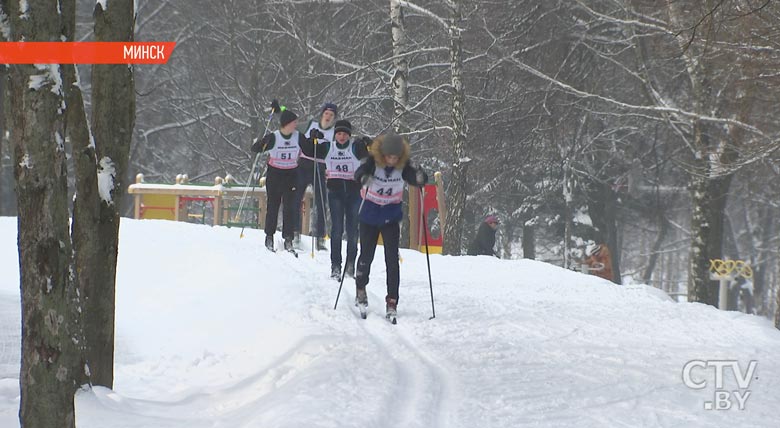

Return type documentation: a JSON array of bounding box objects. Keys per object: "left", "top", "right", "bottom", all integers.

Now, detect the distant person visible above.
[
  {"left": 467, "top": 215, "right": 499, "bottom": 257},
  {"left": 353, "top": 133, "right": 427, "bottom": 322},
  {"left": 583, "top": 243, "right": 613, "bottom": 281},
  {"left": 294, "top": 102, "right": 337, "bottom": 250},
  {"left": 301, "top": 119, "right": 370, "bottom": 280}
]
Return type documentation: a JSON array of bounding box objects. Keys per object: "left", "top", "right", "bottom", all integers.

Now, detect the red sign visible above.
[{"left": 0, "top": 42, "right": 176, "bottom": 64}]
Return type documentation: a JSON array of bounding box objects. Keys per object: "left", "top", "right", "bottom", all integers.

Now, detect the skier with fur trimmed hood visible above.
[
  {"left": 353, "top": 133, "right": 427, "bottom": 322},
  {"left": 302, "top": 119, "right": 370, "bottom": 280}
]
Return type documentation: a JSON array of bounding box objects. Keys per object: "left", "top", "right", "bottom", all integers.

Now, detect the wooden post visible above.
[
  {"left": 434, "top": 171, "right": 446, "bottom": 245},
  {"left": 213, "top": 177, "right": 223, "bottom": 226},
  {"left": 133, "top": 174, "right": 144, "bottom": 219},
  {"left": 408, "top": 186, "right": 420, "bottom": 250}
]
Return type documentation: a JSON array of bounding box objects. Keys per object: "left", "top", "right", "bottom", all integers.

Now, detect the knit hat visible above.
[
  {"left": 334, "top": 119, "right": 352, "bottom": 136},
  {"left": 381, "top": 133, "right": 404, "bottom": 157},
  {"left": 485, "top": 215, "right": 500, "bottom": 225},
  {"left": 322, "top": 102, "right": 338, "bottom": 116},
  {"left": 279, "top": 109, "right": 298, "bottom": 127}
]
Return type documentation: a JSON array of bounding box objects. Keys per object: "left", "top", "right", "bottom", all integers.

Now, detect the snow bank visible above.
[{"left": 0, "top": 217, "right": 778, "bottom": 427}]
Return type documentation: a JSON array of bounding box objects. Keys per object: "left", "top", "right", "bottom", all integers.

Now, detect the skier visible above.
[
  {"left": 467, "top": 215, "right": 500, "bottom": 257},
  {"left": 353, "top": 133, "right": 427, "bottom": 323},
  {"left": 251, "top": 109, "right": 309, "bottom": 254},
  {"left": 294, "top": 102, "right": 337, "bottom": 250},
  {"left": 302, "top": 120, "right": 370, "bottom": 279}
]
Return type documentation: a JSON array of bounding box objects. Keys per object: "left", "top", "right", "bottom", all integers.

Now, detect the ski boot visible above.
[
  {"left": 284, "top": 238, "right": 298, "bottom": 257},
  {"left": 385, "top": 297, "right": 397, "bottom": 324},
  {"left": 265, "top": 235, "right": 275, "bottom": 252},
  {"left": 330, "top": 263, "right": 341, "bottom": 280},
  {"left": 293, "top": 232, "right": 302, "bottom": 250},
  {"left": 356, "top": 286, "right": 368, "bottom": 319},
  {"left": 344, "top": 260, "right": 355, "bottom": 278},
  {"left": 316, "top": 237, "right": 328, "bottom": 251}
]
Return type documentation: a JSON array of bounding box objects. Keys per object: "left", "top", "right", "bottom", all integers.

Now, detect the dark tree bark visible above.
[
  {"left": 642, "top": 217, "right": 668, "bottom": 284},
  {"left": 88, "top": 0, "right": 136, "bottom": 388},
  {"left": 501, "top": 218, "right": 514, "bottom": 259},
  {"left": 61, "top": 0, "right": 98, "bottom": 386},
  {"left": 0, "top": 5, "right": 8, "bottom": 218},
  {"left": 522, "top": 222, "right": 535, "bottom": 260},
  {"left": 752, "top": 207, "right": 773, "bottom": 316},
  {"left": 587, "top": 181, "right": 621, "bottom": 284},
  {"left": 0, "top": 67, "right": 6, "bottom": 216},
  {"left": 7, "top": 0, "right": 84, "bottom": 426}
]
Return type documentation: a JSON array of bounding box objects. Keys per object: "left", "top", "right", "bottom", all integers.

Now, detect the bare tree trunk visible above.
[
  {"left": 389, "top": 0, "right": 412, "bottom": 248},
  {"left": 389, "top": 0, "right": 408, "bottom": 134},
  {"left": 753, "top": 207, "right": 774, "bottom": 316},
  {"left": 775, "top": 252, "right": 780, "bottom": 330},
  {"left": 442, "top": 0, "right": 468, "bottom": 256},
  {"left": 501, "top": 218, "right": 514, "bottom": 259},
  {"left": 0, "top": 7, "right": 7, "bottom": 217},
  {"left": 587, "top": 181, "right": 621, "bottom": 284},
  {"left": 61, "top": 0, "right": 99, "bottom": 386},
  {"left": 522, "top": 221, "right": 535, "bottom": 260},
  {"left": 88, "top": 0, "right": 136, "bottom": 388},
  {"left": 8, "top": 0, "right": 83, "bottom": 426},
  {"left": 642, "top": 217, "right": 668, "bottom": 284},
  {"left": 0, "top": 66, "right": 5, "bottom": 216}
]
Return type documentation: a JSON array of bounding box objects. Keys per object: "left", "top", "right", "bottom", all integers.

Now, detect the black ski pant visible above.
[
  {"left": 265, "top": 167, "right": 298, "bottom": 241},
  {"left": 328, "top": 185, "right": 361, "bottom": 268},
  {"left": 355, "top": 221, "right": 401, "bottom": 302},
  {"left": 294, "top": 158, "right": 327, "bottom": 237}
]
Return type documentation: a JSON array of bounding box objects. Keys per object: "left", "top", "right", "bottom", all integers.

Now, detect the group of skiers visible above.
[{"left": 250, "top": 101, "right": 427, "bottom": 321}]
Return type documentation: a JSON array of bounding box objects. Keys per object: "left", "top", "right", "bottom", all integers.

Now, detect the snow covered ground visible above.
[{"left": 1, "top": 216, "right": 779, "bottom": 427}]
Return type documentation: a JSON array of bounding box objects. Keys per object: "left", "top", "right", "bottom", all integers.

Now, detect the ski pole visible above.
[
  {"left": 311, "top": 137, "right": 319, "bottom": 258},
  {"left": 336, "top": 177, "right": 372, "bottom": 310},
  {"left": 419, "top": 187, "right": 436, "bottom": 320},
  {"left": 334, "top": 253, "right": 348, "bottom": 310},
  {"left": 237, "top": 101, "right": 282, "bottom": 238}
]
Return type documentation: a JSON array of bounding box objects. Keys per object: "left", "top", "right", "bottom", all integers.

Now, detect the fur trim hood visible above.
[{"left": 371, "top": 134, "right": 411, "bottom": 170}]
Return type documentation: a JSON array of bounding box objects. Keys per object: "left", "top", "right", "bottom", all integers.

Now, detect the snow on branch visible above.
[
  {"left": 140, "top": 111, "right": 219, "bottom": 139},
  {"left": 398, "top": 0, "right": 448, "bottom": 29},
  {"left": 506, "top": 56, "right": 773, "bottom": 142}
]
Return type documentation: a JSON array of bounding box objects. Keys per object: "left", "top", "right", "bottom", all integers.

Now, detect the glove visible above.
[
  {"left": 361, "top": 136, "right": 373, "bottom": 145},
  {"left": 270, "top": 99, "right": 281, "bottom": 113},
  {"left": 359, "top": 173, "right": 371, "bottom": 186},
  {"left": 415, "top": 168, "right": 427, "bottom": 185},
  {"left": 310, "top": 128, "right": 325, "bottom": 140},
  {"left": 251, "top": 133, "right": 272, "bottom": 152}
]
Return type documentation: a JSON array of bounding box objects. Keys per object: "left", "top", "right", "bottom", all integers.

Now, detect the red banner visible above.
[{"left": 0, "top": 42, "right": 176, "bottom": 64}]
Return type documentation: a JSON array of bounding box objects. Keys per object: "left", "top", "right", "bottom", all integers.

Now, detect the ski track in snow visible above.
[{"left": 262, "top": 238, "right": 457, "bottom": 428}]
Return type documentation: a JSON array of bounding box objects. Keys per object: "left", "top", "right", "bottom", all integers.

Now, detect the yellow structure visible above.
[{"left": 128, "top": 173, "right": 314, "bottom": 234}]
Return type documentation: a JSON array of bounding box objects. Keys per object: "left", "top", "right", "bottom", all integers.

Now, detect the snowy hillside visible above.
[{"left": 1, "top": 217, "right": 779, "bottom": 427}]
